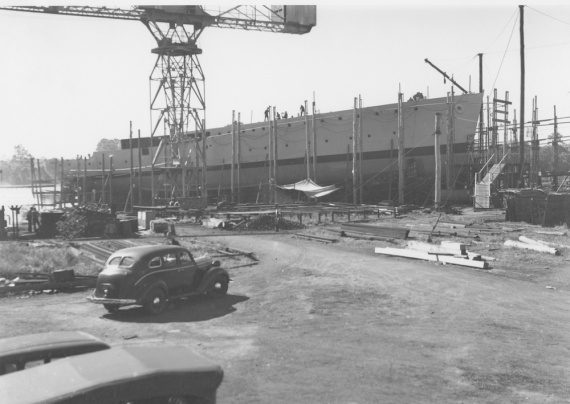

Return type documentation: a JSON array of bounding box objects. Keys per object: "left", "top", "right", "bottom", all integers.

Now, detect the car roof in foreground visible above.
[
  {"left": 0, "top": 345, "right": 223, "bottom": 404},
  {"left": 0, "top": 331, "right": 110, "bottom": 364},
  {"left": 109, "top": 244, "right": 186, "bottom": 259}
]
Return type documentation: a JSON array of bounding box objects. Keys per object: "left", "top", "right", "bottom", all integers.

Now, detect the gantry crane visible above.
[{"left": 0, "top": 5, "right": 316, "bottom": 203}]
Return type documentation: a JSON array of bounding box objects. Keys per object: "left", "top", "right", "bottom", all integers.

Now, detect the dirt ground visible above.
[{"left": 1, "top": 218, "right": 570, "bottom": 403}]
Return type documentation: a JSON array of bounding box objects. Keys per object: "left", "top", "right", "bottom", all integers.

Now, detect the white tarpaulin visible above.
[{"left": 277, "top": 179, "right": 340, "bottom": 199}]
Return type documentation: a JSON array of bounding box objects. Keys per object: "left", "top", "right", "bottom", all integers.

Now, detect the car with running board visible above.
[{"left": 88, "top": 245, "right": 229, "bottom": 315}]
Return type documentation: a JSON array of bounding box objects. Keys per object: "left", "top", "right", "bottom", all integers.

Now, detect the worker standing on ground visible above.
[
  {"left": 26, "top": 208, "right": 33, "bottom": 232},
  {"left": 164, "top": 231, "right": 180, "bottom": 246},
  {"left": 31, "top": 208, "right": 40, "bottom": 232}
]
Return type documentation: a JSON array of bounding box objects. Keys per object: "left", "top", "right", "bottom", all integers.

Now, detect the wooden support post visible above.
[
  {"left": 359, "top": 95, "right": 363, "bottom": 204},
  {"left": 60, "top": 157, "right": 64, "bottom": 208},
  {"left": 53, "top": 159, "right": 58, "bottom": 207},
  {"left": 109, "top": 155, "right": 114, "bottom": 210},
  {"left": 434, "top": 113, "right": 442, "bottom": 207},
  {"left": 237, "top": 112, "right": 241, "bottom": 204},
  {"left": 101, "top": 153, "right": 106, "bottom": 205},
  {"left": 150, "top": 130, "right": 155, "bottom": 206},
  {"left": 312, "top": 94, "right": 317, "bottom": 182},
  {"left": 75, "top": 157, "right": 80, "bottom": 205},
  {"left": 352, "top": 97, "right": 357, "bottom": 204},
  {"left": 553, "top": 105, "right": 559, "bottom": 189},
  {"left": 304, "top": 100, "right": 310, "bottom": 180},
  {"left": 519, "top": 4, "right": 526, "bottom": 186},
  {"left": 389, "top": 139, "right": 393, "bottom": 202},
  {"left": 83, "top": 157, "right": 87, "bottom": 206},
  {"left": 37, "top": 158, "right": 43, "bottom": 208},
  {"left": 397, "top": 90, "right": 405, "bottom": 205},
  {"left": 273, "top": 106, "right": 278, "bottom": 204},
  {"left": 231, "top": 110, "right": 235, "bottom": 202},
  {"left": 268, "top": 112, "right": 273, "bottom": 204},
  {"left": 202, "top": 118, "right": 208, "bottom": 203},
  {"left": 138, "top": 129, "right": 142, "bottom": 205},
  {"left": 447, "top": 91, "right": 453, "bottom": 189},
  {"left": 129, "top": 121, "right": 133, "bottom": 211},
  {"left": 30, "top": 158, "right": 39, "bottom": 206}
]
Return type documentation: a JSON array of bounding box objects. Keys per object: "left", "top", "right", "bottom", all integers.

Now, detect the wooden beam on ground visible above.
[
  {"left": 504, "top": 239, "right": 559, "bottom": 255},
  {"left": 406, "top": 240, "right": 465, "bottom": 256},
  {"left": 374, "top": 247, "right": 489, "bottom": 269}
]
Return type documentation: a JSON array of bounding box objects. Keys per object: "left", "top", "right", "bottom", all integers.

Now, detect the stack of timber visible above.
[
  {"left": 340, "top": 223, "right": 409, "bottom": 241},
  {"left": 375, "top": 240, "right": 490, "bottom": 269}
]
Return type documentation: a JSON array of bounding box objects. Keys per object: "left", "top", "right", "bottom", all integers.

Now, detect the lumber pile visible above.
[{"left": 374, "top": 240, "right": 491, "bottom": 269}]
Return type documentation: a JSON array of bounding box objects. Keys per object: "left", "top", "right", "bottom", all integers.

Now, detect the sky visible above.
[{"left": 1, "top": 1, "right": 570, "bottom": 160}]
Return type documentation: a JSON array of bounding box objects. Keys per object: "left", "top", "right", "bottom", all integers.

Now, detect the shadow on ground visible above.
[{"left": 103, "top": 293, "right": 249, "bottom": 324}]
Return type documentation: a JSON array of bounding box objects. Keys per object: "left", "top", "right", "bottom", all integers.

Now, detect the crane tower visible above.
[{"left": 0, "top": 5, "right": 316, "bottom": 203}]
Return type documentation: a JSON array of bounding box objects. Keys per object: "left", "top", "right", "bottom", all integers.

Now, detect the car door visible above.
[{"left": 177, "top": 250, "right": 198, "bottom": 293}]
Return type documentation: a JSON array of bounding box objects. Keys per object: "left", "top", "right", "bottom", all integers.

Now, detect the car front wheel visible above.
[
  {"left": 144, "top": 288, "right": 167, "bottom": 315},
  {"left": 207, "top": 276, "right": 228, "bottom": 298},
  {"left": 103, "top": 304, "right": 120, "bottom": 313}
]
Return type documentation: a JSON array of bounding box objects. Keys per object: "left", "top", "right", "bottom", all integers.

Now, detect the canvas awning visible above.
[{"left": 277, "top": 179, "right": 339, "bottom": 199}]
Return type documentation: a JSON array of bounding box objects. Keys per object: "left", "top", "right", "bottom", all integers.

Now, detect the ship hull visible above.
[{"left": 66, "top": 93, "right": 483, "bottom": 205}]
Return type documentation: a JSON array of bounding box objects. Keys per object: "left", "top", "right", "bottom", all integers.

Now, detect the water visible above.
[{"left": 0, "top": 186, "right": 36, "bottom": 208}]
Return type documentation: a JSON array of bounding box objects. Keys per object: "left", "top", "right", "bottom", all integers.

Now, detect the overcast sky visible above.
[{"left": 1, "top": 1, "right": 570, "bottom": 159}]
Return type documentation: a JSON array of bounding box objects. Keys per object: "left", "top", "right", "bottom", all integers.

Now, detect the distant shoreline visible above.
[{"left": 0, "top": 184, "right": 33, "bottom": 189}]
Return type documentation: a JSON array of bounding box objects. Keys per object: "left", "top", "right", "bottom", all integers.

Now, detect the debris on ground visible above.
[{"left": 233, "top": 215, "right": 305, "bottom": 231}]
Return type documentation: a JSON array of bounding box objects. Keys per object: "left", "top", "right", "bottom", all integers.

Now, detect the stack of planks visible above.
[{"left": 375, "top": 240, "right": 490, "bottom": 269}]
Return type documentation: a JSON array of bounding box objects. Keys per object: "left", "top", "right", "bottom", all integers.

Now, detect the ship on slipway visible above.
[{"left": 68, "top": 92, "right": 484, "bottom": 206}]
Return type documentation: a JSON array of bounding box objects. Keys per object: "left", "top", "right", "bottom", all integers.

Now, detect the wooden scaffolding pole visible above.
[
  {"left": 553, "top": 105, "right": 559, "bottom": 189},
  {"left": 304, "top": 100, "right": 310, "bottom": 180},
  {"left": 352, "top": 97, "right": 357, "bottom": 204},
  {"left": 101, "top": 153, "right": 106, "bottom": 205},
  {"left": 60, "top": 157, "right": 64, "bottom": 208},
  {"left": 358, "top": 95, "right": 363, "bottom": 203},
  {"left": 312, "top": 94, "right": 317, "bottom": 182},
  {"left": 53, "top": 159, "right": 57, "bottom": 207},
  {"left": 237, "top": 112, "right": 241, "bottom": 204},
  {"left": 519, "top": 4, "right": 526, "bottom": 186},
  {"left": 129, "top": 121, "right": 133, "bottom": 211},
  {"left": 397, "top": 90, "right": 405, "bottom": 205},
  {"left": 109, "top": 155, "right": 114, "bottom": 210},
  {"left": 138, "top": 129, "right": 142, "bottom": 205},
  {"left": 434, "top": 113, "right": 442, "bottom": 206},
  {"left": 273, "top": 106, "right": 278, "bottom": 204},
  {"left": 231, "top": 110, "right": 235, "bottom": 202},
  {"left": 82, "top": 157, "right": 87, "bottom": 205},
  {"left": 37, "top": 159, "right": 43, "bottom": 208},
  {"left": 268, "top": 110, "right": 273, "bottom": 203}
]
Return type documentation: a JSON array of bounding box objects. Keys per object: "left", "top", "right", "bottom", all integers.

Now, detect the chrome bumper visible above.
[{"left": 87, "top": 296, "right": 137, "bottom": 305}]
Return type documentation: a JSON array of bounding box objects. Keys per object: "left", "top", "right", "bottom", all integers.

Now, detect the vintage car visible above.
[
  {"left": 88, "top": 245, "right": 229, "bottom": 315},
  {"left": 0, "top": 331, "right": 110, "bottom": 375},
  {"left": 0, "top": 345, "right": 224, "bottom": 404}
]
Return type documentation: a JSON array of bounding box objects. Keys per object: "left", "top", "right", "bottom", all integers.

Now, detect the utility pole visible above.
[{"left": 519, "top": 4, "right": 526, "bottom": 187}]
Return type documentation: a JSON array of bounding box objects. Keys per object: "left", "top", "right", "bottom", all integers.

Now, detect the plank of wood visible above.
[
  {"left": 504, "top": 240, "right": 559, "bottom": 255},
  {"left": 534, "top": 231, "right": 567, "bottom": 236},
  {"left": 374, "top": 247, "right": 489, "bottom": 269},
  {"left": 406, "top": 240, "right": 464, "bottom": 255}
]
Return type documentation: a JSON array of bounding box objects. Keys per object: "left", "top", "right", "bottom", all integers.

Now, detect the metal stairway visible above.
[{"left": 473, "top": 155, "right": 507, "bottom": 209}]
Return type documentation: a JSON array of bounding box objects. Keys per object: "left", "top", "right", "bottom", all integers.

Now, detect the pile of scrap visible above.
[
  {"left": 0, "top": 269, "right": 97, "bottom": 295},
  {"left": 375, "top": 240, "right": 491, "bottom": 269}
]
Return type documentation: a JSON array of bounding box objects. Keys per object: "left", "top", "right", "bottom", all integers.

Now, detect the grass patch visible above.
[{"left": 0, "top": 242, "right": 100, "bottom": 279}]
